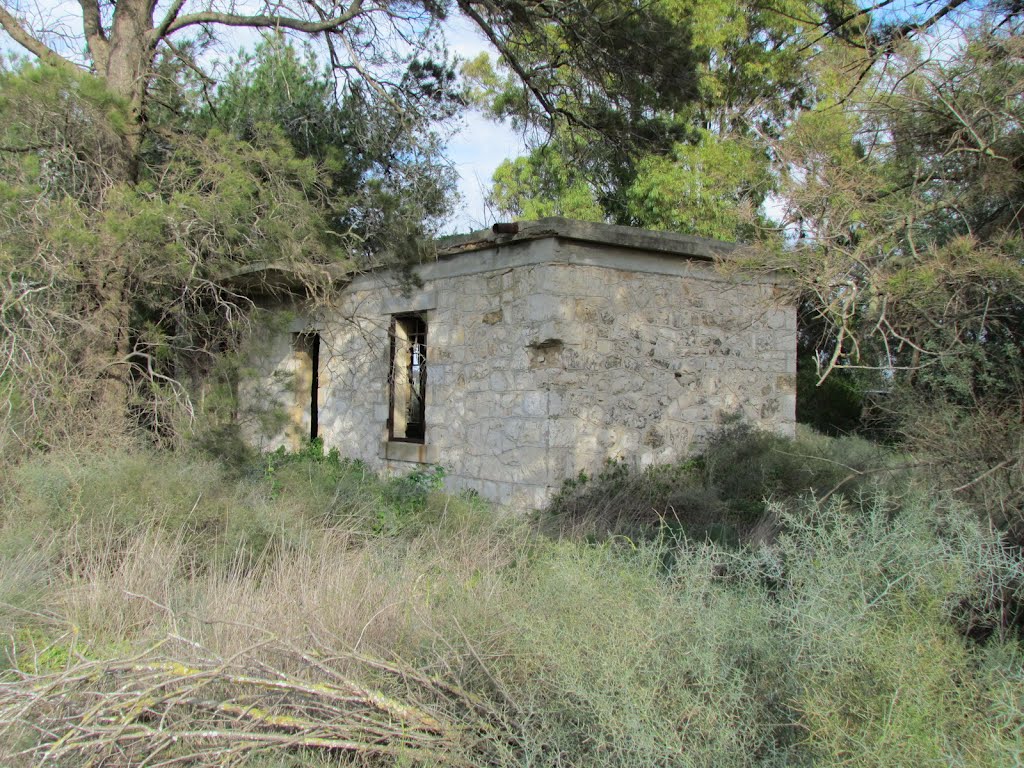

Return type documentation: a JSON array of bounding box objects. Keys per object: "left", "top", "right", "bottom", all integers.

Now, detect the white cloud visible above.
[{"left": 441, "top": 14, "right": 527, "bottom": 234}]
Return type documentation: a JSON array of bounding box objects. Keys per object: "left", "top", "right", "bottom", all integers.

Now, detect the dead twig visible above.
[{"left": 0, "top": 637, "right": 519, "bottom": 767}]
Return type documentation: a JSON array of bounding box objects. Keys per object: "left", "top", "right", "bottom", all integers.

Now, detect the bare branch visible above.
[
  {"left": 888, "top": 0, "right": 974, "bottom": 42},
  {"left": 152, "top": 0, "right": 190, "bottom": 42},
  {"left": 0, "top": 5, "right": 78, "bottom": 70},
  {"left": 162, "top": 0, "right": 365, "bottom": 39},
  {"left": 0, "top": 637, "right": 516, "bottom": 765}
]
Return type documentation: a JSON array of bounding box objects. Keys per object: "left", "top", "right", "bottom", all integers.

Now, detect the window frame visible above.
[{"left": 387, "top": 313, "right": 428, "bottom": 444}]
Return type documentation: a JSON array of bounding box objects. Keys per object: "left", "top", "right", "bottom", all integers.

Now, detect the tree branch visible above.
[
  {"left": 162, "top": 0, "right": 365, "bottom": 38},
  {"left": 77, "top": 0, "right": 109, "bottom": 69},
  {"left": 456, "top": 0, "right": 559, "bottom": 120},
  {"left": 153, "top": 0, "right": 189, "bottom": 42},
  {"left": 888, "top": 0, "right": 973, "bottom": 42},
  {"left": 0, "top": 5, "right": 77, "bottom": 70},
  {"left": 0, "top": 142, "right": 55, "bottom": 153},
  {"left": 76, "top": 0, "right": 105, "bottom": 40}
]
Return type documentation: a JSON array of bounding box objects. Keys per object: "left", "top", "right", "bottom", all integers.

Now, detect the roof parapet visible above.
[
  {"left": 435, "top": 217, "right": 737, "bottom": 262},
  {"left": 223, "top": 218, "right": 744, "bottom": 294}
]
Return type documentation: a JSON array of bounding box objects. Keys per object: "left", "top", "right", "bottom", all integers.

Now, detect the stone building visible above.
[{"left": 240, "top": 218, "right": 796, "bottom": 508}]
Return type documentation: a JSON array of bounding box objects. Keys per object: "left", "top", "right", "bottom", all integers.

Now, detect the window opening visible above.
[
  {"left": 389, "top": 315, "right": 427, "bottom": 443},
  {"left": 293, "top": 332, "right": 320, "bottom": 442}
]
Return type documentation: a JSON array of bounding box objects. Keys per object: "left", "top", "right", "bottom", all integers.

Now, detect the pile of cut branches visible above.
[{"left": 0, "top": 638, "right": 518, "bottom": 766}]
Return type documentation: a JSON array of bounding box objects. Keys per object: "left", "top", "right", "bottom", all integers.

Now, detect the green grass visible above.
[{"left": 1, "top": 429, "right": 1022, "bottom": 766}]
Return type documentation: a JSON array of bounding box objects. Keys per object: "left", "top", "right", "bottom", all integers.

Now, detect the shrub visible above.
[
  {"left": 743, "top": 492, "right": 1024, "bottom": 766},
  {"left": 540, "top": 457, "right": 727, "bottom": 543},
  {"left": 701, "top": 422, "right": 886, "bottom": 514},
  {"left": 434, "top": 538, "right": 793, "bottom": 766},
  {"left": 3, "top": 441, "right": 1024, "bottom": 767},
  {"left": 543, "top": 423, "right": 892, "bottom": 546}
]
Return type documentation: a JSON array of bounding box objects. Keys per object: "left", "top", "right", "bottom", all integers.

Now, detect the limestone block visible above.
[
  {"left": 521, "top": 391, "right": 547, "bottom": 417},
  {"left": 547, "top": 389, "right": 565, "bottom": 414},
  {"left": 525, "top": 293, "right": 568, "bottom": 323}
]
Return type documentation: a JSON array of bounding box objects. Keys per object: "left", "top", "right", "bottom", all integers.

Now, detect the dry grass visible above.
[
  {"left": 0, "top": 486, "right": 524, "bottom": 766},
  {"left": 2, "top": 638, "right": 513, "bottom": 767},
  {"left": 2, "top": 445, "right": 1024, "bottom": 766}
]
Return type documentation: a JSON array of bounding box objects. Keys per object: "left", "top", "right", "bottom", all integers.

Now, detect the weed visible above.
[{"left": 2, "top": 438, "right": 1023, "bottom": 767}]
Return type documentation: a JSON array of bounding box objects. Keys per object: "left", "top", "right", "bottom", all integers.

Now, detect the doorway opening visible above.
[{"left": 293, "top": 331, "right": 321, "bottom": 442}]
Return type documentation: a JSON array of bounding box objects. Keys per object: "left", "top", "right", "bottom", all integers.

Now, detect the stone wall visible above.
[{"left": 242, "top": 232, "right": 796, "bottom": 508}]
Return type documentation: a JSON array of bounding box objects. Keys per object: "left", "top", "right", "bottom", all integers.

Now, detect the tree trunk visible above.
[
  {"left": 74, "top": 0, "right": 156, "bottom": 438},
  {"left": 89, "top": 0, "right": 155, "bottom": 182},
  {"left": 84, "top": 249, "right": 134, "bottom": 442}
]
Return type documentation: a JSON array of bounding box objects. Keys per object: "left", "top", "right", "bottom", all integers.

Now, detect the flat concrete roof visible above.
[
  {"left": 436, "top": 217, "right": 736, "bottom": 262},
  {"left": 223, "top": 218, "right": 739, "bottom": 294}
]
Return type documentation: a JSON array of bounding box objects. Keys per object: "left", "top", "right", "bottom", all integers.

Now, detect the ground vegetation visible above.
[{"left": 1, "top": 431, "right": 1023, "bottom": 766}]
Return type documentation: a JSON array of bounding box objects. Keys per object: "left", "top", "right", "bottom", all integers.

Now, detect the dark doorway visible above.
[{"left": 293, "top": 332, "right": 321, "bottom": 442}]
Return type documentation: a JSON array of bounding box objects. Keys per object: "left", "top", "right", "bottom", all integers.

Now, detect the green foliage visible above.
[
  {"left": 701, "top": 422, "right": 882, "bottom": 514},
  {"left": 489, "top": 143, "right": 606, "bottom": 222},
  {"left": 9, "top": 628, "right": 75, "bottom": 675},
  {"left": 490, "top": 126, "right": 774, "bottom": 240},
  {"left": 205, "top": 35, "right": 459, "bottom": 264},
  {"left": 2, "top": 440, "right": 1024, "bottom": 765},
  {"left": 625, "top": 130, "right": 773, "bottom": 239},
  {"left": 475, "top": 0, "right": 826, "bottom": 234},
  {"left": 375, "top": 464, "right": 447, "bottom": 534},
  {"left": 544, "top": 423, "right": 890, "bottom": 544},
  {"left": 257, "top": 440, "right": 450, "bottom": 536}
]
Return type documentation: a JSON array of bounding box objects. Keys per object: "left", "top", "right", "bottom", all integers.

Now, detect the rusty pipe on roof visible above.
[{"left": 491, "top": 222, "right": 520, "bottom": 235}]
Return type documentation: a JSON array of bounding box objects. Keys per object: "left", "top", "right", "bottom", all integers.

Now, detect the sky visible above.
[
  {"left": 0, "top": 2, "right": 526, "bottom": 235},
  {"left": 1, "top": 2, "right": 982, "bottom": 240},
  {"left": 440, "top": 15, "right": 527, "bottom": 234}
]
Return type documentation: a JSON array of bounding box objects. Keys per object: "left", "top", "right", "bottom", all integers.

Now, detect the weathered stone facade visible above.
[{"left": 241, "top": 219, "right": 796, "bottom": 508}]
